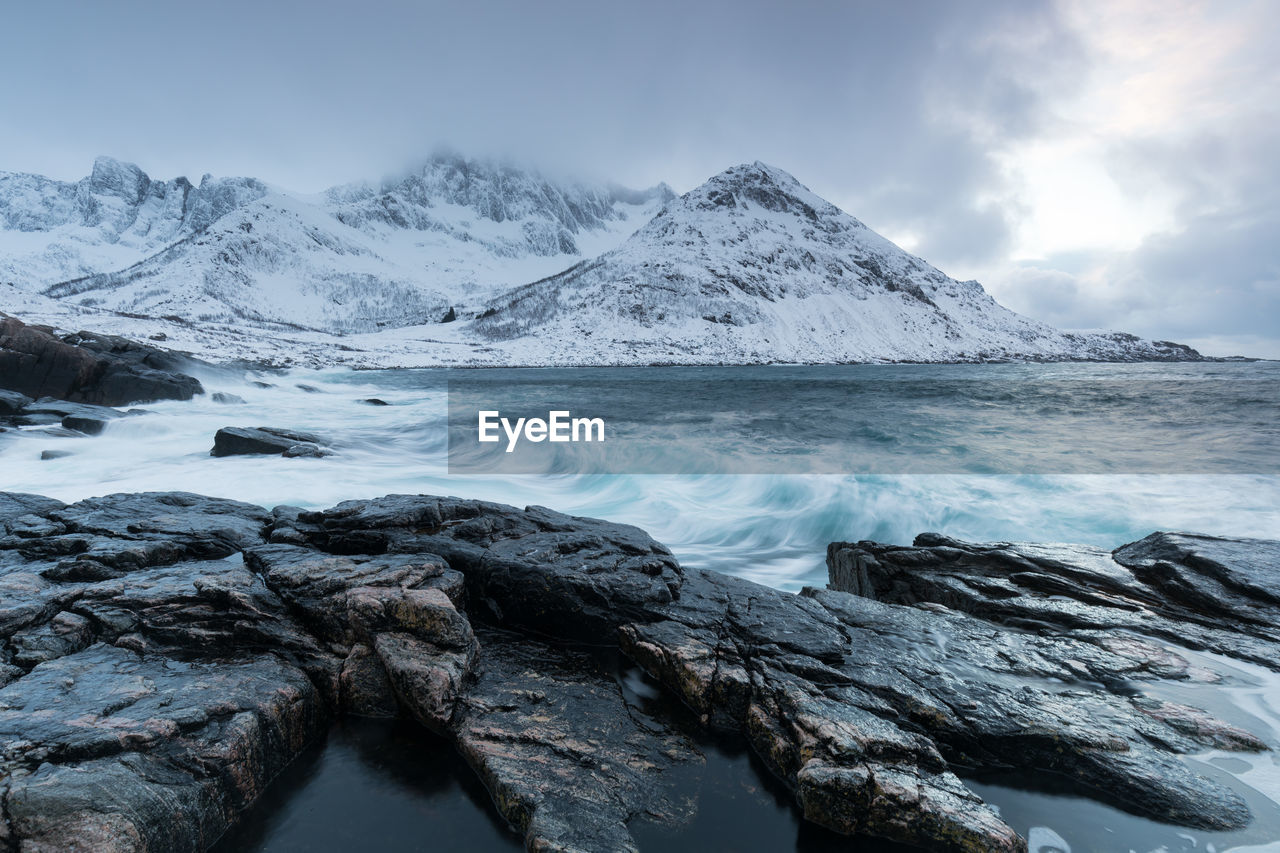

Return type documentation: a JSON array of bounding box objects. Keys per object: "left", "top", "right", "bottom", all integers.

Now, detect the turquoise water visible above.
[{"left": 5, "top": 361, "right": 1276, "bottom": 592}]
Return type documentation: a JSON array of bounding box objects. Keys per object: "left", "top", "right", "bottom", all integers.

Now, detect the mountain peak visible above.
[
  {"left": 89, "top": 156, "right": 151, "bottom": 202},
  {"left": 673, "top": 161, "right": 832, "bottom": 226},
  {"left": 716, "top": 161, "right": 803, "bottom": 188}
]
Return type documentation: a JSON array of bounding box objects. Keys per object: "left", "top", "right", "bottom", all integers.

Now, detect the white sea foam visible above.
[{"left": 2, "top": 366, "right": 1278, "bottom": 594}]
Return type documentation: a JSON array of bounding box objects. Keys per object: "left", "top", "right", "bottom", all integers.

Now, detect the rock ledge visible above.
[{"left": 1, "top": 492, "right": 1276, "bottom": 852}]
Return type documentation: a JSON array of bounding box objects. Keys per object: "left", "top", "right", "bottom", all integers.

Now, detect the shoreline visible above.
[{"left": 1, "top": 305, "right": 1252, "bottom": 373}]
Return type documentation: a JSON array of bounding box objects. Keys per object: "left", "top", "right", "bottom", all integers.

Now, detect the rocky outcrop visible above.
[
  {"left": 9, "top": 398, "right": 148, "bottom": 436},
  {"left": 0, "top": 390, "right": 31, "bottom": 416},
  {"left": 210, "top": 427, "right": 331, "bottom": 458},
  {"left": 0, "top": 314, "right": 204, "bottom": 406},
  {"left": 455, "top": 627, "right": 702, "bottom": 851},
  {"left": 827, "top": 532, "right": 1280, "bottom": 670},
  {"left": 1, "top": 492, "right": 1275, "bottom": 852},
  {"left": 0, "top": 396, "right": 151, "bottom": 465}
]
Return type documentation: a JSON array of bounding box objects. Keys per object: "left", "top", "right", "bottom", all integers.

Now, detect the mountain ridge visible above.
[
  {"left": 471, "top": 162, "right": 1200, "bottom": 364},
  {"left": 0, "top": 156, "right": 1203, "bottom": 365},
  {"left": 0, "top": 156, "right": 268, "bottom": 289},
  {"left": 22, "top": 155, "right": 670, "bottom": 333}
]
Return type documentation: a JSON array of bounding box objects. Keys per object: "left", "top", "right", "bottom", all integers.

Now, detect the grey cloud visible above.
[
  {"left": 0, "top": 1, "right": 1082, "bottom": 275},
  {"left": 994, "top": 194, "right": 1280, "bottom": 358},
  {"left": 1085, "top": 111, "right": 1280, "bottom": 355},
  {"left": 1, "top": 2, "right": 1074, "bottom": 199},
  {"left": 989, "top": 265, "right": 1108, "bottom": 331},
  {"left": 0, "top": 0, "right": 1273, "bottom": 355}
]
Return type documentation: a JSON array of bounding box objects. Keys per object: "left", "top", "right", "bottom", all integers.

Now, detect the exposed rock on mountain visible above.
[
  {"left": 2, "top": 491, "right": 1273, "bottom": 852},
  {"left": 0, "top": 156, "right": 267, "bottom": 289},
  {"left": 327, "top": 153, "right": 674, "bottom": 257}
]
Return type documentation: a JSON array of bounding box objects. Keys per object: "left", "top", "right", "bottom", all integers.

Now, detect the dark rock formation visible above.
[
  {"left": 1, "top": 396, "right": 152, "bottom": 457},
  {"left": 17, "top": 399, "right": 150, "bottom": 436},
  {"left": 2, "top": 645, "right": 322, "bottom": 851},
  {"left": 0, "top": 389, "right": 32, "bottom": 415},
  {"left": 828, "top": 532, "right": 1280, "bottom": 671},
  {"left": 0, "top": 314, "right": 205, "bottom": 406},
  {"left": 211, "top": 392, "right": 246, "bottom": 405},
  {"left": 210, "top": 426, "right": 332, "bottom": 458},
  {"left": 9, "top": 399, "right": 142, "bottom": 434},
  {"left": 1, "top": 492, "right": 1276, "bottom": 853}
]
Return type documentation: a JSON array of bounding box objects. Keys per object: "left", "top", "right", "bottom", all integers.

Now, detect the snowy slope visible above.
[
  {"left": 471, "top": 163, "right": 1200, "bottom": 364},
  {"left": 0, "top": 157, "right": 267, "bottom": 289},
  {"left": 17, "top": 155, "right": 671, "bottom": 333},
  {"left": 44, "top": 192, "right": 461, "bottom": 331}
]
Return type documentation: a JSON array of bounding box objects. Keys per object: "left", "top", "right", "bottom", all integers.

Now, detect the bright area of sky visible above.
[{"left": 0, "top": 0, "right": 1275, "bottom": 356}]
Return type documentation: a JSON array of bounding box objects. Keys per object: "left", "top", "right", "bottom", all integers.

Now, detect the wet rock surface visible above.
[
  {"left": 0, "top": 314, "right": 204, "bottom": 406},
  {"left": 210, "top": 426, "right": 332, "bottom": 458},
  {"left": 829, "top": 532, "right": 1280, "bottom": 671},
  {"left": 455, "top": 627, "right": 701, "bottom": 852},
  {"left": 1, "top": 395, "right": 151, "bottom": 442},
  {"left": 0, "top": 491, "right": 1276, "bottom": 852},
  {"left": 0, "top": 390, "right": 32, "bottom": 416}
]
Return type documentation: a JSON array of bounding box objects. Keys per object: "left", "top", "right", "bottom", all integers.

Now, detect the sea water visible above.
[{"left": 3, "top": 362, "right": 1278, "bottom": 591}]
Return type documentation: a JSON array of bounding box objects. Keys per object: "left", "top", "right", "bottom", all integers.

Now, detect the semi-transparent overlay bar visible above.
[{"left": 446, "top": 369, "right": 1280, "bottom": 475}]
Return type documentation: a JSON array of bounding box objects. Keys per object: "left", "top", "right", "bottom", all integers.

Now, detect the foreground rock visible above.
[
  {"left": 210, "top": 426, "right": 332, "bottom": 458},
  {"left": 0, "top": 313, "right": 204, "bottom": 406},
  {"left": 828, "top": 532, "right": 1280, "bottom": 672},
  {"left": 0, "top": 397, "right": 153, "bottom": 453},
  {"left": 0, "top": 390, "right": 31, "bottom": 416},
  {"left": 455, "top": 628, "right": 702, "bottom": 850},
  {"left": 1, "top": 491, "right": 1276, "bottom": 852}
]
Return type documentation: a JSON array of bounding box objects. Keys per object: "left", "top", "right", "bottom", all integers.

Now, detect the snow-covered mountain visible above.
[
  {"left": 17, "top": 155, "right": 672, "bottom": 333},
  {"left": 1, "top": 156, "right": 1200, "bottom": 365},
  {"left": 0, "top": 157, "right": 267, "bottom": 289},
  {"left": 328, "top": 155, "right": 669, "bottom": 258},
  {"left": 472, "top": 163, "right": 1199, "bottom": 363}
]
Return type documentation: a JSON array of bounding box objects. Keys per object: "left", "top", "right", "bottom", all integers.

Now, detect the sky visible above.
[{"left": 1, "top": 0, "right": 1276, "bottom": 357}]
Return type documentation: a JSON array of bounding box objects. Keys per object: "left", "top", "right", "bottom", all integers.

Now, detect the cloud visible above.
[
  {"left": 986, "top": 265, "right": 1102, "bottom": 330},
  {"left": 989, "top": 175, "right": 1279, "bottom": 357},
  {"left": 0, "top": 0, "right": 1274, "bottom": 355},
  {"left": 822, "top": 1, "right": 1089, "bottom": 270},
  {"left": 977, "top": 0, "right": 1280, "bottom": 355}
]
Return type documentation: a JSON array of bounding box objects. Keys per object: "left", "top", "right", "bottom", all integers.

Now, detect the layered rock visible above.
[
  {"left": 1, "top": 491, "right": 1275, "bottom": 853},
  {"left": 455, "top": 627, "right": 702, "bottom": 852},
  {"left": 0, "top": 314, "right": 204, "bottom": 406},
  {"left": 827, "top": 532, "right": 1280, "bottom": 670},
  {"left": 210, "top": 427, "right": 332, "bottom": 458}
]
